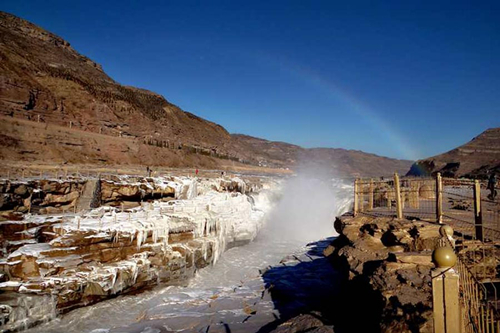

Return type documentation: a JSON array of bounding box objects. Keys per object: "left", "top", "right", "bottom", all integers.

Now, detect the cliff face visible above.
[
  {"left": 407, "top": 128, "right": 500, "bottom": 178},
  {"left": 0, "top": 175, "right": 277, "bottom": 332},
  {"left": 0, "top": 11, "right": 231, "bottom": 151},
  {"left": 327, "top": 214, "right": 437, "bottom": 333}
]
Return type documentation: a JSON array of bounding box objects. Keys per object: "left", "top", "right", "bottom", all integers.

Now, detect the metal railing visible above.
[
  {"left": 434, "top": 228, "right": 500, "bottom": 333},
  {"left": 354, "top": 173, "right": 500, "bottom": 242},
  {"left": 354, "top": 175, "right": 500, "bottom": 332}
]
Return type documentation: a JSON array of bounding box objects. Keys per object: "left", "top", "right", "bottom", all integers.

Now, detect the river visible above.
[{"left": 26, "top": 177, "right": 352, "bottom": 333}]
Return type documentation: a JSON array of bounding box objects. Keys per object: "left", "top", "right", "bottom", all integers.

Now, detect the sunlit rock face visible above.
[
  {"left": 0, "top": 175, "right": 279, "bottom": 332},
  {"left": 327, "top": 214, "right": 438, "bottom": 333}
]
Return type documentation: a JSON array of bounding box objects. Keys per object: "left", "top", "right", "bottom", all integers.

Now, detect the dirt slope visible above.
[{"left": 0, "top": 11, "right": 413, "bottom": 178}]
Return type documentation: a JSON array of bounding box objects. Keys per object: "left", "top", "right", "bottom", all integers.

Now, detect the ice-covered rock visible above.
[{"left": 0, "top": 175, "right": 280, "bottom": 332}]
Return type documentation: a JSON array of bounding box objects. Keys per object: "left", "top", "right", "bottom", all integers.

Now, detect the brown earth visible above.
[
  {"left": 407, "top": 128, "right": 500, "bottom": 178},
  {"left": 231, "top": 134, "right": 413, "bottom": 177},
  {"left": 0, "top": 11, "right": 413, "bottom": 178}
]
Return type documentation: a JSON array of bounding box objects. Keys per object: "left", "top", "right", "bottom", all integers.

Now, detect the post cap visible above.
[
  {"left": 439, "top": 225, "right": 454, "bottom": 238},
  {"left": 432, "top": 246, "right": 457, "bottom": 268}
]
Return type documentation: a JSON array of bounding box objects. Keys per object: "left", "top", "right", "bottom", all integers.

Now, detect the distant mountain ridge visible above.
[
  {"left": 231, "top": 134, "right": 413, "bottom": 177},
  {"left": 407, "top": 128, "right": 500, "bottom": 178},
  {"left": 0, "top": 11, "right": 413, "bottom": 177}
]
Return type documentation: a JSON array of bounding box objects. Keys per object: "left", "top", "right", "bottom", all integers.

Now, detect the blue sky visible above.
[{"left": 2, "top": 0, "right": 499, "bottom": 160}]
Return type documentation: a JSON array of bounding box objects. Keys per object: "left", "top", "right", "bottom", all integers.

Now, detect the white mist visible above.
[{"left": 262, "top": 171, "right": 353, "bottom": 243}]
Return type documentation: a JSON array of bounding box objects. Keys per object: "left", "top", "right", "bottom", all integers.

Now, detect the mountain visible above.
[
  {"left": 231, "top": 135, "right": 413, "bottom": 177},
  {"left": 0, "top": 11, "right": 412, "bottom": 177},
  {"left": 0, "top": 11, "right": 231, "bottom": 150},
  {"left": 406, "top": 128, "right": 500, "bottom": 178}
]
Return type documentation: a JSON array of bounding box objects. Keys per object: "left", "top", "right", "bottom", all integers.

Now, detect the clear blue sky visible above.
[{"left": 2, "top": 0, "right": 499, "bottom": 160}]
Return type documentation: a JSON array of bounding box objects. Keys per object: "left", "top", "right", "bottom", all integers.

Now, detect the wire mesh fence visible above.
[
  {"left": 435, "top": 229, "right": 500, "bottom": 332},
  {"left": 355, "top": 174, "right": 500, "bottom": 243},
  {"left": 482, "top": 190, "right": 500, "bottom": 241},
  {"left": 401, "top": 177, "right": 437, "bottom": 221},
  {"left": 356, "top": 178, "right": 396, "bottom": 216},
  {"left": 355, "top": 176, "right": 438, "bottom": 222},
  {"left": 456, "top": 254, "right": 500, "bottom": 333},
  {"left": 356, "top": 175, "right": 500, "bottom": 332}
]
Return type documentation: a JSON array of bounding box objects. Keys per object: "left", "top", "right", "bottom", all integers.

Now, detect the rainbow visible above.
[{"left": 256, "top": 51, "right": 420, "bottom": 161}]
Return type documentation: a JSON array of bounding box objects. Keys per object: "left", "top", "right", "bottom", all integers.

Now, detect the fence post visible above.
[
  {"left": 394, "top": 173, "right": 403, "bottom": 219},
  {"left": 354, "top": 179, "right": 359, "bottom": 216},
  {"left": 474, "top": 180, "right": 484, "bottom": 242},
  {"left": 369, "top": 179, "right": 374, "bottom": 210},
  {"left": 431, "top": 246, "right": 460, "bottom": 333},
  {"left": 436, "top": 172, "right": 443, "bottom": 224},
  {"left": 359, "top": 181, "right": 364, "bottom": 213}
]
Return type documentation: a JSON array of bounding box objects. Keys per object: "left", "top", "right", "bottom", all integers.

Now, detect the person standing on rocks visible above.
[{"left": 488, "top": 172, "right": 497, "bottom": 200}]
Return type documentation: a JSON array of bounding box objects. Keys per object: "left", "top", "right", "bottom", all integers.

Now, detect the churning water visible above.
[{"left": 26, "top": 177, "right": 352, "bottom": 333}]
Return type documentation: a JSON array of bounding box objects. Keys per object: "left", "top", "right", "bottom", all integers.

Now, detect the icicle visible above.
[{"left": 137, "top": 230, "right": 143, "bottom": 249}]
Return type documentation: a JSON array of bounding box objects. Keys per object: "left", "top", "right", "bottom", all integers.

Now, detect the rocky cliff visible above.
[
  {"left": 326, "top": 214, "right": 439, "bottom": 333},
  {"left": 0, "top": 12, "right": 231, "bottom": 152},
  {"left": 0, "top": 175, "right": 278, "bottom": 332},
  {"left": 407, "top": 128, "right": 500, "bottom": 178}
]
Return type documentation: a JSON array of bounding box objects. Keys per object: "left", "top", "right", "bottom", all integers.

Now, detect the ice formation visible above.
[{"left": 0, "top": 175, "right": 279, "bottom": 332}]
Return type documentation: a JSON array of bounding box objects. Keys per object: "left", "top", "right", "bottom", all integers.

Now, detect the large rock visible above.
[{"left": 327, "top": 214, "right": 436, "bottom": 333}]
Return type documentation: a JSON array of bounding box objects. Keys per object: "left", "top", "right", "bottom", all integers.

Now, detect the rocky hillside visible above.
[
  {"left": 407, "top": 128, "right": 500, "bottom": 178},
  {"left": 0, "top": 11, "right": 412, "bottom": 177},
  {"left": 232, "top": 134, "right": 413, "bottom": 177},
  {"left": 0, "top": 11, "right": 231, "bottom": 151}
]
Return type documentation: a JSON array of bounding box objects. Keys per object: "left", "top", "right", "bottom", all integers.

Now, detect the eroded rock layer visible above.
[
  {"left": 326, "top": 214, "right": 438, "bottom": 333},
  {"left": 0, "top": 176, "right": 278, "bottom": 332}
]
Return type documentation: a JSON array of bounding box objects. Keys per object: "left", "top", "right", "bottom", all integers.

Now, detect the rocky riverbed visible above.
[
  {"left": 0, "top": 175, "right": 279, "bottom": 332},
  {"left": 1, "top": 175, "right": 352, "bottom": 333}
]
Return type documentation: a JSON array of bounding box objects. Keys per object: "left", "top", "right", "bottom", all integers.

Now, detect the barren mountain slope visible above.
[
  {"left": 0, "top": 11, "right": 231, "bottom": 152},
  {"left": 231, "top": 134, "right": 413, "bottom": 177},
  {"left": 1, "top": 11, "right": 414, "bottom": 177},
  {"left": 406, "top": 128, "right": 500, "bottom": 178}
]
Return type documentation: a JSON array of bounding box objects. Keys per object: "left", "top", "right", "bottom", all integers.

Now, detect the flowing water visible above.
[{"left": 26, "top": 177, "right": 352, "bottom": 333}]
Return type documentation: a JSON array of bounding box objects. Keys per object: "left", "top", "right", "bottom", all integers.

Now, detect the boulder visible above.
[{"left": 328, "top": 214, "right": 436, "bottom": 332}]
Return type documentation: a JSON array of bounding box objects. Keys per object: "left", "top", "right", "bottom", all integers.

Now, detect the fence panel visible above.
[
  {"left": 356, "top": 178, "right": 397, "bottom": 217},
  {"left": 481, "top": 184, "right": 500, "bottom": 241},
  {"left": 401, "top": 177, "right": 437, "bottom": 222}
]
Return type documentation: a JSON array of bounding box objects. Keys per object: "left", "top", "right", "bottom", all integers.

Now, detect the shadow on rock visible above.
[
  {"left": 256, "top": 238, "right": 339, "bottom": 333},
  {"left": 257, "top": 237, "right": 386, "bottom": 333}
]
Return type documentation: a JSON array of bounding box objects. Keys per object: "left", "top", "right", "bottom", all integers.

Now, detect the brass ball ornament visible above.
[
  {"left": 432, "top": 246, "right": 457, "bottom": 268},
  {"left": 439, "top": 225, "right": 454, "bottom": 238}
]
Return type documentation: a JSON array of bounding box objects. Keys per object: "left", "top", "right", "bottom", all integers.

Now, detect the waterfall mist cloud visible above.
[{"left": 262, "top": 167, "right": 352, "bottom": 243}]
